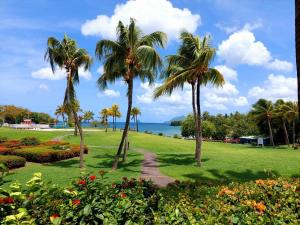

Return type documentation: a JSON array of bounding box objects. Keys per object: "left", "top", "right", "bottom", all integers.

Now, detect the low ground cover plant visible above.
[
  {"left": 20, "top": 137, "right": 40, "bottom": 146},
  {"left": 0, "top": 155, "right": 26, "bottom": 169},
  {"left": 0, "top": 173, "right": 299, "bottom": 224}
]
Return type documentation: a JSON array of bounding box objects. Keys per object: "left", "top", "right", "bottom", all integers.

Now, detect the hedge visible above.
[
  {"left": 0, "top": 155, "right": 26, "bottom": 169},
  {"left": 1, "top": 174, "right": 300, "bottom": 224},
  {"left": 12, "top": 146, "right": 88, "bottom": 163}
]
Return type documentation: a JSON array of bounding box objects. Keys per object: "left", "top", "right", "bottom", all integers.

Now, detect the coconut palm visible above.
[
  {"left": 154, "top": 32, "right": 224, "bottom": 166},
  {"left": 250, "top": 99, "right": 275, "bottom": 147},
  {"left": 45, "top": 34, "right": 92, "bottom": 168},
  {"left": 296, "top": 0, "right": 300, "bottom": 118},
  {"left": 100, "top": 108, "right": 110, "bottom": 132},
  {"left": 96, "top": 19, "right": 166, "bottom": 169},
  {"left": 131, "top": 107, "right": 141, "bottom": 132},
  {"left": 282, "top": 101, "right": 298, "bottom": 147},
  {"left": 83, "top": 110, "right": 94, "bottom": 123},
  {"left": 55, "top": 105, "right": 66, "bottom": 125},
  {"left": 110, "top": 104, "right": 121, "bottom": 131},
  {"left": 273, "top": 99, "right": 290, "bottom": 146}
]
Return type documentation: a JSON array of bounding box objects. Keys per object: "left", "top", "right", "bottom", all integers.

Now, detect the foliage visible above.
[
  {"left": 83, "top": 111, "right": 94, "bottom": 123},
  {"left": 0, "top": 163, "right": 9, "bottom": 185},
  {"left": 0, "top": 137, "right": 8, "bottom": 144},
  {"left": 1, "top": 174, "right": 300, "bottom": 224},
  {"left": 0, "top": 155, "right": 26, "bottom": 169},
  {"left": 173, "top": 134, "right": 181, "bottom": 139},
  {"left": 20, "top": 137, "right": 40, "bottom": 146},
  {"left": 181, "top": 114, "right": 196, "bottom": 138},
  {"left": 170, "top": 120, "right": 181, "bottom": 126}
]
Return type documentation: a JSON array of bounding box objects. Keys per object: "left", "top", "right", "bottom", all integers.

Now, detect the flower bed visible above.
[
  {"left": 0, "top": 138, "right": 88, "bottom": 164},
  {"left": 0, "top": 173, "right": 299, "bottom": 224},
  {"left": 0, "top": 155, "right": 26, "bottom": 169}
]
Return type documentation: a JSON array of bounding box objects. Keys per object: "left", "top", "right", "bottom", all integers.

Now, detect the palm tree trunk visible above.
[
  {"left": 267, "top": 118, "right": 275, "bottom": 147},
  {"left": 74, "top": 123, "right": 78, "bottom": 136},
  {"left": 196, "top": 79, "right": 202, "bottom": 166},
  {"left": 191, "top": 83, "right": 199, "bottom": 160},
  {"left": 112, "top": 79, "right": 133, "bottom": 169},
  {"left": 296, "top": 0, "right": 300, "bottom": 119},
  {"left": 122, "top": 132, "right": 129, "bottom": 162},
  {"left": 136, "top": 115, "right": 139, "bottom": 132},
  {"left": 293, "top": 119, "right": 296, "bottom": 147},
  {"left": 282, "top": 120, "right": 290, "bottom": 146},
  {"left": 72, "top": 109, "right": 84, "bottom": 168}
]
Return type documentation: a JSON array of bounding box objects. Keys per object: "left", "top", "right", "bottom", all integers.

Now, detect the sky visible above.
[{"left": 0, "top": 0, "right": 296, "bottom": 122}]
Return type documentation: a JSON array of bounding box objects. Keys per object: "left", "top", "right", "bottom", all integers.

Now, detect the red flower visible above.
[
  {"left": 72, "top": 199, "right": 81, "bottom": 205},
  {"left": 89, "top": 175, "right": 96, "bottom": 181},
  {"left": 120, "top": 192, "right": 127, "bottom": 198},
  {"left": 0, "top": 197, "right": 14, "bottom": 204},
  {"left": 50, "top": 214, "right": 60, "bottom": 219},
  {"left": 78, "top": 180, "right": 86, "bottom": 185}
]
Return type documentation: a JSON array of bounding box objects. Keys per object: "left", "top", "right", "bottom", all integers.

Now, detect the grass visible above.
[{"left": 1, "top": 127, "right": 300, "bottom": 187}]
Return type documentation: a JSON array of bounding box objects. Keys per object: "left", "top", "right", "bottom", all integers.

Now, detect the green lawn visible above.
[{"left": 1, "top": 127, "right": 300, "bottom": 187}]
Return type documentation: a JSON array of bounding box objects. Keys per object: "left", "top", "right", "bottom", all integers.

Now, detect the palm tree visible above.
[
  {"left": 110, "top": 104, "right": 121, "bottom": 131},
  {"left": 95, "top": 19, "right": 166, "bottom": 169},
  {"left": 296, "top": 0, "right": 300, "bottom": 118},
  {"left": 283, "top": 101, "right": 298, "bottom": 147},
  {"left": 154, "top": 32, "right": 224, "bottom": 166},
  {"left": 100, "top": 108, "right": 110, "bottom": 132},
  {"left": 273, "top": 99, "right": 290, "bottom": 146},
  {"left": 83, "top": 110, "right": 94, "bottom": 123},
  {"left": 250, "top": 99, "right": 275, "bottom": 147},
  {"left": 54, "top": 105, "right": 66, "bottom": 125},
  {"left": 131, "top": 107, "right": 141, "bottom": 131},
  {"left": 45, "top": 34, "right": 92, "bottom": 168}
]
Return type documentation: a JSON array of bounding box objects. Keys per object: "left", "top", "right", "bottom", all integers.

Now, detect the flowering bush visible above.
[
  {"left": 20, "top": 137, "right": 40, "bottom": 146},
  {"left": 0, "top": 155, "right": 26, "bottom": 169},
  {"left": 1, "top": 173, "right": 299, "bottom": 224}
]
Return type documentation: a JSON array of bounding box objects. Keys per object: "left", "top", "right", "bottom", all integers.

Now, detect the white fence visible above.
[{"left": 9, "top": 124, "right": 50, "bottom": 129}]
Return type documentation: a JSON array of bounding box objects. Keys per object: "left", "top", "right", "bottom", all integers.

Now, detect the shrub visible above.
[
  {"left": 0, "top": 136, "right": 8, "bottom": 143},
  {"left": 20, "top": 137, "right": 40, "bottom": 146},
  {"left": 0, "top": 146, "right": 13, "bottom": 155},
  {"left": 0, "top": 155, "right": 26, "bottom": 169},
  {"left": 3, "top": 140, "right": 22, "bottom": 149},
  {"left": 158, "top": 132, "right": 163, "bottom": 136},
  {"left": 1, "top": 174, "right": 300, "bottom": 224},
  {"left": 12, "top": 146, "right": 88, "bottom": 163},
  {"left": 173, "top": 134, "right": 181, "bottom": 139}
]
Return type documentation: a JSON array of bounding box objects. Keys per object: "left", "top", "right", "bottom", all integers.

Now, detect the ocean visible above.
[{"left": 82, "top": 122, "right": 181, "bottom": 136}]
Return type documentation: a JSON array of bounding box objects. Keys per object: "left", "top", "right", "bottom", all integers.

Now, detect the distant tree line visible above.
[
  {"left": 0, "top": 105, "right": 54, "bottom": 124},
  {"left": 181, "top": 99, "right": 299, "bottom": 146},
  {"left": 170, "top": 120, "right": 182, "bottom": 126}
]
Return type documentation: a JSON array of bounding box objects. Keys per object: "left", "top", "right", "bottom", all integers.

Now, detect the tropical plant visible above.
[
  {"left": 100, "top": 108, "right": 110, "bottom": 132},
  {"left": 110, "top": 104, "right": 121, "bottom": 132},
  {"left": 273, "top": 100, "right": 290, "bottom": 146},
  {"left": 282, "top": 101, "right": 298, "bottom": 147},
  {"left": 83, "top": 110, "right": 94, "bottom": 123},
  {"left": 250, "top": 99, "right": 275, "bottom": 147},
  {"left": 154, "top": 32, "right": 224, "bottom": 166},
  {"left": 95, "top": 19, "right": 166, "bottom": 169},
  {"left": 55, "top": 104, "right": 67, "bottom": 125},
  {"left": 296, "top": 0, "right": 300, "bottom": 118},
  {"left": 131, "top": 107, "right": 141, "bottom": 132},
  {"left": 45, "top": 34, "right": 92, "bottom": 168}
]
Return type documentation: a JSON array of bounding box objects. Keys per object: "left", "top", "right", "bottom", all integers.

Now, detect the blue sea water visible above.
[{"left": 84, "top": 122, "right": 181, "bottom": 136}]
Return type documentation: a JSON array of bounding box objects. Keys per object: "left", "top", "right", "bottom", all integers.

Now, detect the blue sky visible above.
[{"left": 0, "top": 0, "right": 296, "bottom": 122}]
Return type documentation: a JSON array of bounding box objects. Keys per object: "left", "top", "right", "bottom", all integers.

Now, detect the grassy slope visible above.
[{"left": 1, "top": 128, "right": 300, "bottom": 187}]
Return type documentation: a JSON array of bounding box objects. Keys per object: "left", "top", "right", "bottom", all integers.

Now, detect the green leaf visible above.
[{"left": 83, "top": 204, "right": 92, "bottom": 216}]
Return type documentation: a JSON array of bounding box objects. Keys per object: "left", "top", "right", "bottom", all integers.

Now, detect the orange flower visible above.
[
  {"left": 218, "top": 187, "right": 235, "bottom": 196},
  {"left": 254, "top": 201, "right": 266, "bottom": 214},
  {"left": 120, "top": 192, "right": 127, "bottom": 198},
  {"left": 72, "top": 199, "right": 80, "bottom": 205},
  {"left": 89, "top": 175, "right": 96, "bottom": 181}
]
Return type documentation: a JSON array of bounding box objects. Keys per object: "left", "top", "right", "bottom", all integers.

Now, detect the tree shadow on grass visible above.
[
  {"left": 183, "top": 169, "right": 285, "bottom": 184},
  {"left": 245, "top": 145, "right": 290, "bottom": 150},
  {"left": 156, "top": 153, "right": 209, "bottom": 167}
]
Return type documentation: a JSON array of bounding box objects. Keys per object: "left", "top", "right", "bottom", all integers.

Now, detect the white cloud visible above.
[
  {"left": 248, "top": 74, "right": 297, "bottom": 101},
  {"left": 215, "top": 65, "right": 238, "bottom": 81},
  {"left": 215, "top": 21, "right": 262, "bottom": 34},
  {"left": 97, "top": 89, "right": 120, "bottom": 98},
  {"left": 217, "top": 29, "right": 293, "bottom": 72},
  {"left": 38, "top": 83, "right": 49, "bottom": 91},
  {"left": 266, "top": 59, "right": 293, "bottom": 72},
  {"left": 81, "top": 0, "right": 200, "bottom": 41},
  {"left": 31, "top": 67, "right": 92, "bottom": 80}
]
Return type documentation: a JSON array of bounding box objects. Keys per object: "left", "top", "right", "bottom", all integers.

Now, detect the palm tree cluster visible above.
[
  {"left": 131, "top": 107, "right": 141, "bottom": 132},
  {"left": 99, "top": 104, "right": 121, "bottom": 132},
  {"left": 250, "top": 99, "right": 298, "bottom": 147}
]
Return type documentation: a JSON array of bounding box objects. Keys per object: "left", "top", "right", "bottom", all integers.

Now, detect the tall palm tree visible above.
[
  {"left": 96, "top": 19, "right": 166, "bottom": 169},
  {"left": 273, "top": 99, "right": 290, "bottom": 146},
  {"left": 100, "top": 108, "right": 110, "bottom": 132},
  {"left": 45, "top": 34, "right": 92, "bottom": 168},
  {"left": 296, "top": 0, "right": 300, "bottom": 118},
  {"left": 250, "top": 99, "right": 275, "bottom": 147},
  {"left": 110, "top": 104, "right": 121, "bottom": 131},
  {"left": 131, "top": 107, "right": 141, "bottom": 132},
  {"left": 282, "top": 101, "right": 298, "bottom": 147},
  {"left": 154, "top": 32, "right": 224, "bottom": 166},
  {"left": 83, "top": 110, "right": 94, "bottom": 123}
]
